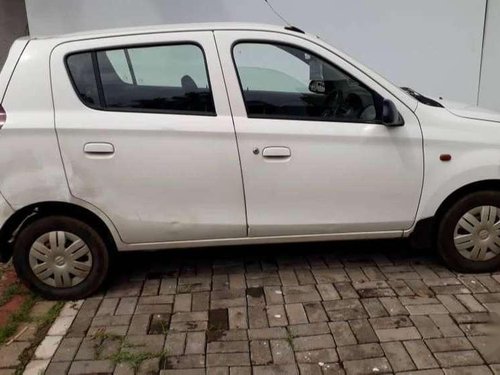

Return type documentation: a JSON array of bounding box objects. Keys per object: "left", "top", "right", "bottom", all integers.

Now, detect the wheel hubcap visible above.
[
  {"left": 28, "top": 231, "right": 92, "bottom": 288},
  {"left": 454, "top": 205, "right": 500, "bottom": 262}
]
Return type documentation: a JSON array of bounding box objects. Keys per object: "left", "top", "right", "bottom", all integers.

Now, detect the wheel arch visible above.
[
  {"left": 0, "top": 201, "right": 117, "bottom": 262},
  {"left": 434, "top": 179, "right": 500, "bottom": 222},
  {"left": 411, "top": 179, "right": 500, "bottom": 248}
]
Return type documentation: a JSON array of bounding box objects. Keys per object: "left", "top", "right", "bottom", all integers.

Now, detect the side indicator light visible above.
[{"left": 440, "top": 154, "right": 452, "bottom": 162}]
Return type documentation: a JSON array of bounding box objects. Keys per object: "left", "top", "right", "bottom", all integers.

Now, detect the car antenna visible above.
[{"left": 263, "top": 0, "right": 305, "bottom": 33}]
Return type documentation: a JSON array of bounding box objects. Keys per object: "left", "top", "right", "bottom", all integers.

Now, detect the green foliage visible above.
[
  {"left": 0, "top": 283, "right": 24, "bottom": 307},
  {"left": 0, "top": 295, "right": 36, "bottom": 345},
  {"left": 109, "top": 349, "right": 167, "bottom": 372}
]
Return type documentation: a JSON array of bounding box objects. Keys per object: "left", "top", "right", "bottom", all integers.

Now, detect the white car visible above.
[{"left": 1, "top": 23, "right": 500, "bottom": 299}]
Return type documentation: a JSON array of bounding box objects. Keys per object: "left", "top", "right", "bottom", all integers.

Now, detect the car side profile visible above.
[{"left": 1, "top": 23, "right": 500, "bottom": 299}]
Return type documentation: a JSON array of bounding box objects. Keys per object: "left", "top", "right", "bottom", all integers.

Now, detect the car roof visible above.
[{"left": 32, "top": 22, "right": 306, "bottom": 42}]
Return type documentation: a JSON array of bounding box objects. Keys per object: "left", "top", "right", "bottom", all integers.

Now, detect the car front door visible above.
[
  {"left": 215, "top": 30, "right": 423, "bottom": 237},
  {"left": 51, "top": 31, "right": 246, "bottom": 244}
]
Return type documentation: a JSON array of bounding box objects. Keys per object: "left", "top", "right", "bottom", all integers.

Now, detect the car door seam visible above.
[
  {"left": 212, "top": 30, "right": 250, "bottom": 236},
  {"left": 409, "top": 101, "right": 428, "bottom": 234}
]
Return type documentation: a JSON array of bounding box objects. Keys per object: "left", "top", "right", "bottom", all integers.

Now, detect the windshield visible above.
[{"left": 400, "top": 87, "right": 443, "bottom": 108}]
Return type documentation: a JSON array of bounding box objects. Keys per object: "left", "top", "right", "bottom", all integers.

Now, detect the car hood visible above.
[{"left": 437, "top": 99, "right": 500, "bottom": 123}]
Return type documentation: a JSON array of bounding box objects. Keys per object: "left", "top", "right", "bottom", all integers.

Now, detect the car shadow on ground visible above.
[{"left": 107, "top": 239, "right": 439, "bottom": 285}]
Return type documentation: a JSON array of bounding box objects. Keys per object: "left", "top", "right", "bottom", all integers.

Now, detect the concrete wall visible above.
[
  {"left": 479, "top": 0, "right": 500, "bottom": 111},
  {"left": 18, "top": 0, "right": 500, "bottom": 111},
  {"left": 0, "top": 0, "right": 28, "bottom": 68}
]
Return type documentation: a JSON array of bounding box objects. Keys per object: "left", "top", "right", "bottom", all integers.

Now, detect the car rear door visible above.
[
  {"left": 215, "top": 30, "right": 423, "bottom": 237},
  {"left": 51, "top": 31, "right": 247, "bottom": 244}
]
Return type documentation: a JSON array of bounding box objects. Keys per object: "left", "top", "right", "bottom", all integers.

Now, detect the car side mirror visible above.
[
  {"left": 309, "top": 80, "right": 326, "bottom": 94},
  {"left": 382, "top": 99, "right": 404, "bottom": 126}
]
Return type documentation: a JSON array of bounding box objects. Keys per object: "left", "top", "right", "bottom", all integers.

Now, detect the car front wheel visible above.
[
  {"left": 13, "top": 216, "right": 109, "bottom": 300},
  {"left": 437, "top": 191, "right": 500, "bottom": 273}
]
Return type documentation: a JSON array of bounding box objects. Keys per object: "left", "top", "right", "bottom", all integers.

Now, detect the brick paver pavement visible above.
[{"left": 44, "top": 240, "right": 500, "bottom": 375}]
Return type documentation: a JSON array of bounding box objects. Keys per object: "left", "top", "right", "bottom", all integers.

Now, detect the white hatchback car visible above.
[{"left": 1, "top": 23, "right": 500, "bottom": 299}]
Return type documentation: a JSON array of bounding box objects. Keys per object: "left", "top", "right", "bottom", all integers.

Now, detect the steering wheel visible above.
[{"left": 321, "top": 90, "right": 344, "bottom": 118}]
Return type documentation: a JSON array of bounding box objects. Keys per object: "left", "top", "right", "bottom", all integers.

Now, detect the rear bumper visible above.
[{"left": 0, "top": 192, "right": 14, "bottom": 262}]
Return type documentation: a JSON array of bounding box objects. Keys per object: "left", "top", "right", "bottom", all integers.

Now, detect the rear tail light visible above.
[{"left": 0, "top": 105, "right": 6, "bottom": 129}]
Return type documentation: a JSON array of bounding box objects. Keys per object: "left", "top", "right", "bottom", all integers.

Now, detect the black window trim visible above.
[
  {"left": 64, "top": 41, "right": 217, "bottom": 117},
  {"left": 231, "top": 39, "right": 391, "bottom": 125},
  {"left": 91, "top": 51, "right": 106, "bottom": 107},
  {"left": 123, "top": 49, "right": 137, "bottom": 85}
]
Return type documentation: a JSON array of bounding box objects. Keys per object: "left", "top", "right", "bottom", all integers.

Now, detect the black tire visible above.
[
  {"left": 13, "top": 216, "right": 109, "bottom": 300},
  {"left": 437, "top": 191, "right": 500, "bottom": 273}
]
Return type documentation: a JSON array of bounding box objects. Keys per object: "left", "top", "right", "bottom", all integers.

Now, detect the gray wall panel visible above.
[{"left": 0, "top": 0, "right": 28, "bottom": 69}]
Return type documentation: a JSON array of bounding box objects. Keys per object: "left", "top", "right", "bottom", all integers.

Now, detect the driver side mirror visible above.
[
  {"left": 309, "top": 80, "right": 326, "bottom": 94},
  {"left": 382, "top": 99, "right": 404, "bottom": 126}
]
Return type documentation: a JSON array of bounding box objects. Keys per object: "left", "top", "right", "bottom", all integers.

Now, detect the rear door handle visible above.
[
  {"left": 262, "top": 146, "right": 291, "bottom": 158},
  {"left": 84, "top": 142, "right": 115, "bottom": 155}
]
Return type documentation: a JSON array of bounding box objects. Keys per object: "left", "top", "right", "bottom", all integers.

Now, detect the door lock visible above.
[{"left": 252, "top": 147, "right": 260, "bottom": 155}]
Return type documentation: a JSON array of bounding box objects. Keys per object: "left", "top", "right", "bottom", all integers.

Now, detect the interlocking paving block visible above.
[
  {"left": 250, "top": 340, "right": 272, "bottom": 365},
  {"left": 338, "top": 343, "right": 384, "bottom": 361},
  {"left": 0, "top": 342, "right": 31, "bottom": 368},
  {"left": 342, "top": 357, "right": 392, "bottom": 375},
  {"left": 68, "top": 360, "right": 114, "bottom": 374},
  {"left": 207, "top": 308, "right": 229, "bottom": 342},
  {"left": 38, "top": 245, "right": 500, "bottom": 375}
]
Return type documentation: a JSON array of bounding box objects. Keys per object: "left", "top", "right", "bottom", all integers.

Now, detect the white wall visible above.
[
  {"left": 25, "top": 0, "right": 497, "bottom": 110},
  {"left": 479, "top": 0, "right": 500, "bottom": 111}
]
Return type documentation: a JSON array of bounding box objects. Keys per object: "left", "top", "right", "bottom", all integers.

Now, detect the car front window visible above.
[{"left": 232, "top": 42, "right": 383, "bottom": 123}]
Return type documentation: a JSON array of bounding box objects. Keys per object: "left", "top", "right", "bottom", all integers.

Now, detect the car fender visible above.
[{"left": 418, "top": 152, "right": 500, "bottom": 222}]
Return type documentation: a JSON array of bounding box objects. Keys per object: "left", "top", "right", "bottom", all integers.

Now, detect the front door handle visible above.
[
  {"left": 262, "top": 146, "right": 291, "bottom": 158},
  {"left": 84, "top": 142, "right": 115, "bottom": 155}
]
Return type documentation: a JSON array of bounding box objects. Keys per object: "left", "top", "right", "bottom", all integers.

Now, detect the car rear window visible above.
[{"left": 66, "top": 43, "right": 215, "bottom": 116}]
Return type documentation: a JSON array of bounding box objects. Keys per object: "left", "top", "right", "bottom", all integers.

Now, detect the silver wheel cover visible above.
[
  {"left": 28, "top": 231, "right": 92, "bottom": 288},
  {"left": 454, "top": 206, "right": 500, "bottom": 262}
]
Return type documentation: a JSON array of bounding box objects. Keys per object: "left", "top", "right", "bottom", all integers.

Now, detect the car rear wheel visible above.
[
  {"left": 13, "top": 216, "right": 109, "bottom": 300},
  {"left": 437, "top": 191, "right": 500, "bottom": 272}
]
